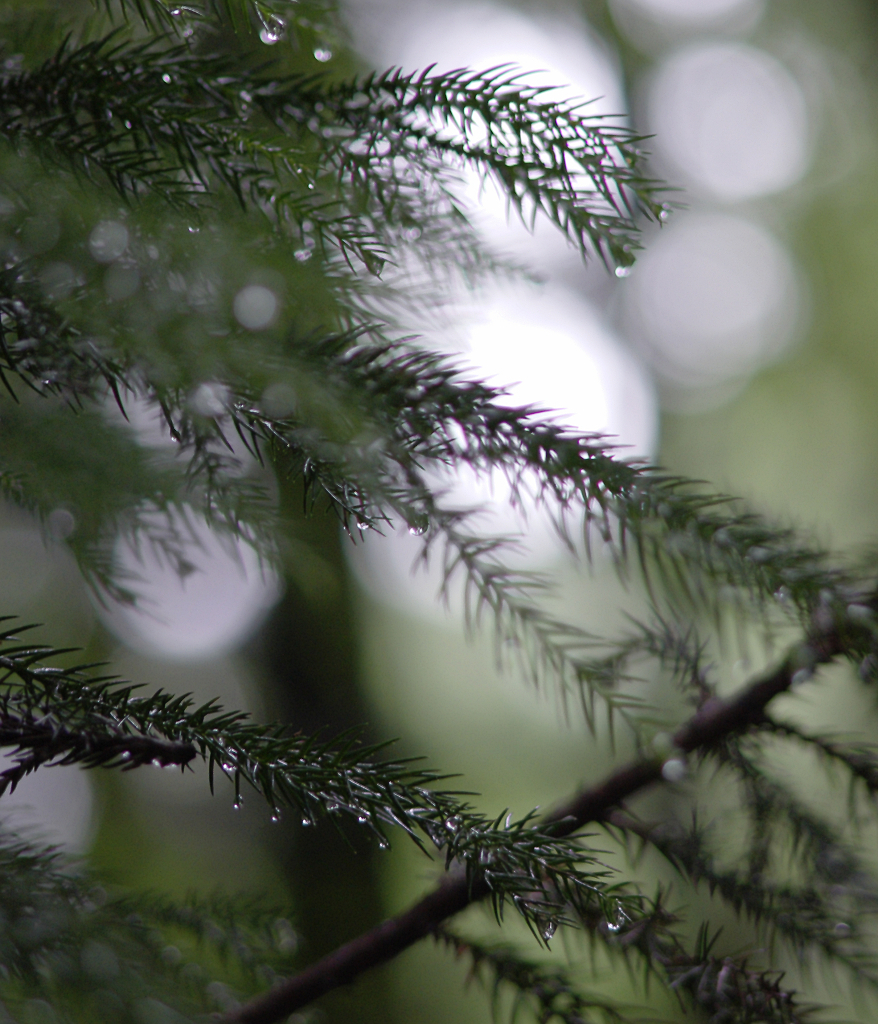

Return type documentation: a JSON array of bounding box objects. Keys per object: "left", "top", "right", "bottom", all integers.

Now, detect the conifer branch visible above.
[
  {"left": 705, "top": 737, "right": 878, "bottom": 936},
  {"left": 759, "top": 716, "right": 878, "bottom": 799},
  {"left": 587, "top": 911, "right": 826, "bottom": 1024},
  {"left": 221, "top": 332, "right": 850, "bottom": 624},
  {"left": 222, "top": 615, "right": 850, "bottom": 1024},
  {"left": 435, "top": 929, "right": 633, "bottom": 1024},
  {"left": 0, "top": 712, "right": 196, "bottom": 794},
  {"left": 568, "top": 887, "right": 828, "bottom": 1024},
  {"left": 1, "top": 35, "right": 658, "bottom": 276},
  {"left": 604, "top": 810, "right": 878, "bottom": 986},
  {"left": 0, "top": 828, "right": 302, "bottom": 1016},
  {"left": 0, "top": 396, "right": 275, "bottom": 604},
  {"left": 0, "top": 266, "right": 121, "bottom": 404},
  {"left": 0, "top": 297, "right": 861, "bottom": 735},
  {"left": 0, "top": 623, "right": 626, "bottom": 941},
  {"left": 254, "top": 65, "right": 665, "bottom": 270}
]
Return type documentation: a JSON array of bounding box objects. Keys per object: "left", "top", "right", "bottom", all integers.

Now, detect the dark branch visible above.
[
  {"left": 0, "top": 714, "right": 197, "bottom": 795},
  {"left": 222, "top": 620, "right": 847, "bottom": 1024}
]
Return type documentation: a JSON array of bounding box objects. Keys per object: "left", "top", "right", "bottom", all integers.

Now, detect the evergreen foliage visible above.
[{"left": 0, "top": 1, "right": 874, "bottom": 1023}]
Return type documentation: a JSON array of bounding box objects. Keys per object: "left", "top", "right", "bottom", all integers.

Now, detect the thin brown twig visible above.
[{"left": 222, "top": 623, "right": 844, "bottom": 1024}]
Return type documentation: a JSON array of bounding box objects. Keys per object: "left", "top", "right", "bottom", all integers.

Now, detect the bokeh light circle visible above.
[
  {"left": 98, "top": 512, "right": 282, "bottom": 660},
  {"left": 233, "top": 285, "right": 279, "bottom": 330},
  {"left": 615, "top": 0, "right": 763, "bottom": 28},
  {"left": 624, "top": 212, "right": 801, "bottom": 393},
  {"left": 648, "top": 42, "right": 809, "bottom": 201},
  {"left": 89, "top": 220, "right": 129, "bottom": 263},
  {"left": 0, "top": 759, "right": 94, "bottom": 853}
]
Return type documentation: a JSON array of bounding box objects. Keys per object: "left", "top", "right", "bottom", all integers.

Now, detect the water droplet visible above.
[
  {"left": 271, "top": 811, "right": 281, "bottom": 823},
  {"left": 188, "top": 225, "right": 200, "bottom": 233},
  {"left": 614, "top": 265, "right": 631, "bottom": 278},
  {"left": 233, "top": 798, "right": 243, "bottom": 810},
  {"left": 222, "top": 762, "right": 235, "bottom": 773},
  {"left": 294, "top": 248, "right": 312, "bottom": 262},
  {"left": 301, "top": 817, "right": 312, "bottom": 827},
  {"left": 661, "top": 758, "right": 687, "bottom": 783},
  {"left": 357, "top": 815, "right": 369, "bottom": 824},
  {"left": 408, "top": 524, "right": 427, "bottom": 536},
  {"left": 314, "top": 48, "right": 333, "bottom": 62},
  {"left": 504, "top": 812, "right": 513, "bottom": 829},
  {"left": 444, "top": 816, "right": 461, "bottom": 833},
  {"left": 378, "top": 839, "right": 389, "bottom": 850},
  {"left": 162, "top": 73, "right": 172, "bottom": 84},
  {"left": 123, "top": 120, "right": 132, "bottom": 130},
  {"left": 542, "top": 921, "right": 556, "bottom": 941},
  {"left": 259, "top": 14, "right": 286, "bottom": 44},
  {"left": 606, "top": 920, "right": 621, "bottom": 933},
  {"left": 834, "top": 922, "right": 851, "bottom": 937}
]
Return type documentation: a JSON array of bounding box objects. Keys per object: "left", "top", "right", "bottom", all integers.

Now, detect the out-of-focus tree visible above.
[{"left": 1, "top": 2, "right": 878, "bottom": 1023}]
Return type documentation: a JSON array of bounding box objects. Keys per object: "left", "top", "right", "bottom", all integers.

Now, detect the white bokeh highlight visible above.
[
  {"left": 349, "top": 284, "right": 657, "bottom": 616},
  {"left": 613, "top": 0, "right": 764, "bottom": 32},
  {"left": 648, "top": 42, "right": 809, "bottom": 201},
  {"left": 624, "top": 212, "right": 801, "bottom": 395},
  {"left": 0, "top": 759, "right": 94, "bottom": 853},
  {"left": 234, "top": 285, "right": 279, "bottom": 330},
  {"left": 459, "top": 284, "right": 656, "bottom": 455},
  {"left": 631, "top": 0, "right": 755, "bottom": 17},
  {"left": 98, "top": 513, "right": 282, "bottom": 660}
]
